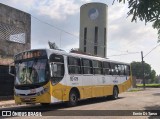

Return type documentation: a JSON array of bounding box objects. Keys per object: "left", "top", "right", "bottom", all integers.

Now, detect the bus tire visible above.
[
  {"left": 67, "top": 90, "right": 78, "bottom": 107},
  {"left": 111, "top": 87, "right": 119, "bottom": 100}
]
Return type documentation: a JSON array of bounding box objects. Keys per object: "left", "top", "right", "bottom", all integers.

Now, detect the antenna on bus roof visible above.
[
  {"left": 48, "top": 41, "right": 64, "bottom": 51},
  {"left": 48, "top": 41, "right": 58, "bottom": 49}
]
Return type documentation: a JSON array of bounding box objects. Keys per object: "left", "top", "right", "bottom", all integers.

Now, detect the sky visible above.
[{"left": 1, "top": 0, "right": 160, "bottom": 75}]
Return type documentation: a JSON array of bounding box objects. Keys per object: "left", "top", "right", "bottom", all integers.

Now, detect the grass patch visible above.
[
  {"left": 136, "top": 84, "right": 160, "bottom": 87},
  {"left": 128, "top": 88, "right": 142, "bottom": 92}
]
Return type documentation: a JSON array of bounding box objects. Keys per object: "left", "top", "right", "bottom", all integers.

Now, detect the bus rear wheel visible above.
[
  {"left": 67, "top": 90, "right": 78, "bottom": 107},
  {"left": 111, "top": 87, "right": 119, "bottom": 100}
]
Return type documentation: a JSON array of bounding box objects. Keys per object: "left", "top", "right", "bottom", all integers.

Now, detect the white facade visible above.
[{"left": 79, "top": 2, "right": 108, "bottom": 58}]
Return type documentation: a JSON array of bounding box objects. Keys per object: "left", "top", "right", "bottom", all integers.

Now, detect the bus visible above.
[{"left": 9, "top": 49, "right": 132, "bottom": 106}]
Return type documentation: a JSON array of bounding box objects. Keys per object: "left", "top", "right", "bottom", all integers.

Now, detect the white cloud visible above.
[
  {"left": 108, "top": 3, "right": 127, "bottom": 20},
  {"left": 80, "top": 0, "right": 92, "bottom": 3},
  {"left": 1, "top": 0, "right": 159, "bottom": 74},
  {"left": 34, "top": 0, "right": 80, "bottom": 20},
  {"left": 2, "top": 0, "right": 80, "bottom": 20},
  {"left": 107, "top": 2, "right": 160, "bottom": 74},
  {"left": 13, "top": 0, "right": 34, "bottom": 7},
  {"left": 4, "top": 0, "right": 35, "bottom": 12},
  {"left": 63, "top": 41, "right": 79, "bottom": 52}
]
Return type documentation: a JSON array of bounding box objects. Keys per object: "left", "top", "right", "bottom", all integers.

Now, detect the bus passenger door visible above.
[{"left": 49, "top": 54, "right": 65, "bottom": 103}]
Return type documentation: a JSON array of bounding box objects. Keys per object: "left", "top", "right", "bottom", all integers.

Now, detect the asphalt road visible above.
[{"left": 0, "top": 88, "right": 160, "bottom": 118}]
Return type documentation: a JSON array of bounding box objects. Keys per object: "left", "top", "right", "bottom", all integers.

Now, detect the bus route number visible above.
[{"left": 70, "top": 76, "right": 78, "bottom": 81}]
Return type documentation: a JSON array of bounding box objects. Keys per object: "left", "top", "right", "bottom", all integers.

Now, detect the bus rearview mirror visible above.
[
  {"left": 50, "top": 63, "right": 58, "bottom": 77},
  {"left": 9, "top": 62, "right": 15, "bottom": 76},
  {"left": 53, "top": 64, "right": 58, "bottom": 72}
]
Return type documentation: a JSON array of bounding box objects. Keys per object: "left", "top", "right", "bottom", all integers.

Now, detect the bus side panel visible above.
[
  {"left": 118, "top": 76, "right": 132, "bottom": 93},
  {"left": 81, "top": 76, "right": 93, "bottom": 99},
  {"left": 82, "top": 86, "right": 92, "bottom": 98},
  {"left": 92, "top": 86, "right": 104, "bottom": 97},
  {"left": 92, "top": 75, "right": 113, "bottom": 97},
  {"left": 50, "top": 82, "right": 71, "bottom": 102},
  {"left": 52, "top": 89, "right": 63, "bottom": 102},
  {"left": 103, "top": 85, "right": 113, "bottom": 96}
]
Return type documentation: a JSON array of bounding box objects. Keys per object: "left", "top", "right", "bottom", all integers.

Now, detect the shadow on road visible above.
[
  {"left": 144, "top": 105, "right": 160, "bottom": 119},
  {"left": 152, "top": 93, "right": 160, "bottom": 96},
  {"left": 0, "top": 96, "right": 125, "bottom": 112},
  {"left": 77, "top": 96, "right": 125, "bottom": 107}
]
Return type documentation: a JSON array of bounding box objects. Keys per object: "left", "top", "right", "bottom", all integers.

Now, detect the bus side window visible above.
[
  {"left": 82, "top": 59, "right": 93, "bottom": 74},
  {"left": 110, "top": 63, "right": 115, "bottom": 75},
  {"left": 103, "top": 62, "right": 110, "bottom": 75},
  {"left": 124, "top": 65, "right": 130, "bottom": 76},
  {"left": 93, "top": 60, "right": 102, "bottom": 74},
  {"left": 123, "top": 65, "right": 126, "bottom": 75},
  {"left": 68, "top": 56, "right": 81, "bottom": 74},
  {"left": 120, "top": 65, "right": 125, "bottom": 75},
  {"left": 114, "top": 64, "right": 119, "bottom": 75},
  {"left": 117, "top": 64, "right": 124, "bottom": 75},
  {"left": 49, "top": 54, "right": 64, "bottom": 84},
  {"left": 128, "top": 65, "right": 131, "bottom": 76},
  {"left": 50, "top": 63, "right": 64, "bottom": 77}
]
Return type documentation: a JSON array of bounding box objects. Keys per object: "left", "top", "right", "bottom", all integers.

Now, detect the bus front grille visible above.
[
  {"left": 19, "top": 93, "right": 36, "bottom": 96},
  {"left": 20, "top": 98, "right": 36, "bottom": 102}
]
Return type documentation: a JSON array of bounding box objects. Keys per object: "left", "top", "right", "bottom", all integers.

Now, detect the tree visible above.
[
  {"left": 131, "top": 61, "right": 156, "bottom": 82},
  {"left": 150, "top": 70, "right": 156, "bottom": 83},
  {"left": 115, "top": 0, "right": 160, "bottom": 41}
]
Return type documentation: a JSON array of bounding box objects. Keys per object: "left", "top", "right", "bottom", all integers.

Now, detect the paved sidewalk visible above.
[{"left": 0, "top": 100, "right": 15, "bottom": 107}]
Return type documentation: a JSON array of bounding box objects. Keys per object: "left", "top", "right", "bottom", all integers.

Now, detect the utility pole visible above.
[{"left": 141, "top": 51, "right": 145, "bottom": 89}]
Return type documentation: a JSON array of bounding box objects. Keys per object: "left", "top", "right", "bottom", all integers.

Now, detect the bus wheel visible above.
[
  {"left": 111, "top": 87, "right": 118, "bottom": 100},
  {"left": 68, "top": 90, "right": 78, "bottom": 107}
]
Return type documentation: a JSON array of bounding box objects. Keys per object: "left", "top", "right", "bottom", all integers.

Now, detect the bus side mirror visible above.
[
  {"left": 53, "top": 64, "right": 58, "bottom": 72},
  {"left": 9, "top": 63, "right": 15, "bottom": 76}
]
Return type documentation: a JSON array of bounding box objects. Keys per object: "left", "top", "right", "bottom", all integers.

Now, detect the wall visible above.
[
  {"left": 0, "top": 3, "right": 31, "bottom": 97},
  {"left": 0, "top": 3, "right": 31, "bottom": 64},
  {"left": 0, "top": 65, "right": 14, "bottom": 96}
]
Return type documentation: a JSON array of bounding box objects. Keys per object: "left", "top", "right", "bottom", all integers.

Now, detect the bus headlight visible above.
[
  {"left": 37, "top": 92, "right": 41, "bottom": 96},
  {"left": 41, "top": 87, "right": 49, "bottom": 94}
]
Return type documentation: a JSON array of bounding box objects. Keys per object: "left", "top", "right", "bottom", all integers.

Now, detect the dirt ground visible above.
[
  {"left": 65, "top": 88, "right": 160, "bottom": 110},
  {"left": 1, "top": 88, "right": 160, "bottom": 118}
]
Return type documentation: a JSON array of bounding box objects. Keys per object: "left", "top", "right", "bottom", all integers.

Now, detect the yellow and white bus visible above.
[{"left": 10, "top": 49, "right": 132, "bottom": 106}]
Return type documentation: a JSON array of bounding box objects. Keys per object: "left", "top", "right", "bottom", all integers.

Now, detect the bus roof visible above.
[
  {"left": 15, "top": 48, "right": 130, "bottom": 65},
  {"left": 46, "top": 49, "right": 130, "bottom": 65}
]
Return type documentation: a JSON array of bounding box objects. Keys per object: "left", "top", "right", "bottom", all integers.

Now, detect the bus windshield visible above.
[{"left": 15, "top": 59, "right": 48, "bottom": 85}]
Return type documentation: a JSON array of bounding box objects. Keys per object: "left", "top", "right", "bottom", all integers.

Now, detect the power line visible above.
[
  {"left": 32, "top": 15, "right": 107, "bottom": 49},
  {"left": 107, "top": 47, "right": 140, "bottom": 53},
  {"left": 31, "top": 15, "right": 141, "bottom": 54},
  {"left": 31, "top": 15, "right": 79, "bottom": 39},
  {"left": 108, "top": 48, "right": 128, "bottom": 52},
  {"left": 31, "top": 15, "right": 116, "bottom": 49},
  {"left": 107, "top": 52, "right": 140, "bottom": 57},
  {"left": 144, "top": 44, "right": 160, "bottom": 58},
  {"left": 108, "top": 43, "right": 160, "bottom": 58}
]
